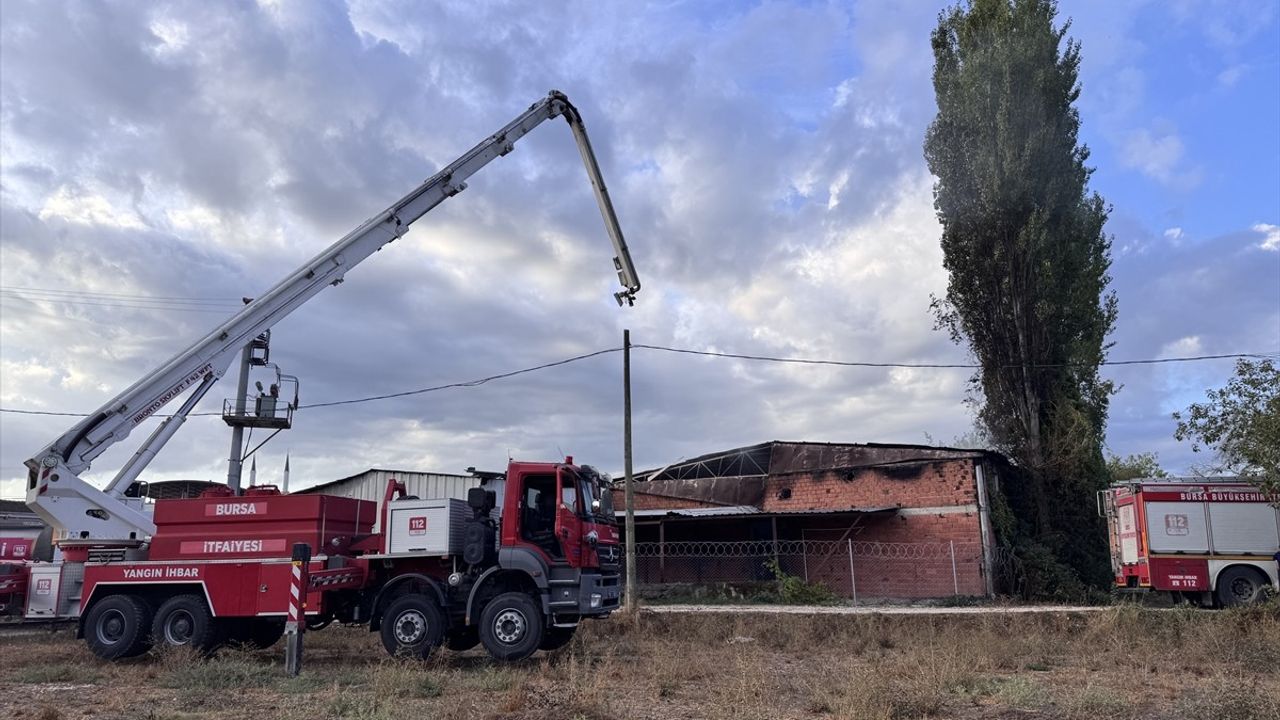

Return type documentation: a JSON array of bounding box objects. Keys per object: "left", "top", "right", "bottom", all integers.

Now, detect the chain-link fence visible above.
[{"left": 630, "top": 539, "right": 989, "bottom": 602}]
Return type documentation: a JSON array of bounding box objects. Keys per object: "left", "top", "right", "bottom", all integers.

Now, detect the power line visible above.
[
  {"left": 0, "top": 345, "right": 1274, "bottom": 419},
  {"left": 634, "top": 344, "right": 1280, "bottom": 369},
  {"left": 0, "top": 296, "right": 240, "bottom": 315},
  {"left": 0, "top": 286, "right": 243, "bottom": 305},
  {"left": 299, "top": 348, "right": 622, "bottom": 409}
]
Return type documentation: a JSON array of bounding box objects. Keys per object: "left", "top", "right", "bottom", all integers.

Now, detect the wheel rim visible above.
[
  {"left": 1230, "top": 576, "right": 1257, "bottom": 602},
  {"left": 164, "top": 610, "right": 195, "bottom": 645},
  {"left": 394, "top": 609, "right": 427, "bottom": 645},
  {"left": 96, "top": 609, "right": 126, "bottom": 646},
  {"left": 493, "top": 608, "right": 527, "bottom": 645}
]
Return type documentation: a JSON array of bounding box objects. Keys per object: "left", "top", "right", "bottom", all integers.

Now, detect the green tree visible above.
[
  {"left": 1106, "top": 452, "right": 1167, "bottom": 482},
  {"left": 924, "top": 0, "right": 1117, "bottom": 595},
  {"left": 1173, "top": 358, "right": 1280, "bottom": 494}
]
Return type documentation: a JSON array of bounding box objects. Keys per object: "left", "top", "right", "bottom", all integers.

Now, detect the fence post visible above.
[
  {"left": 802, "top": 540, "right": 809, "bottom": 582},
  {"left": 847, "top": 539, "right": 857, "bottom": 605},
  {"left": 284, "top": 542, "right": 311, "bottom": 677},
  {"left": 950, "top": 540, "right": 958, "bottom": 596}
]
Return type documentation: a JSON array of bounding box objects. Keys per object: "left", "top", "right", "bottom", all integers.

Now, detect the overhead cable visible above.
[{"left": 0, "top": 345, "right": 1274, "bottom": 419}]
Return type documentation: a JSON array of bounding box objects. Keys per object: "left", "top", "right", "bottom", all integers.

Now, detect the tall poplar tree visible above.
[{"left": 924, "top": 0, "right": 1117, "bottom": 594}]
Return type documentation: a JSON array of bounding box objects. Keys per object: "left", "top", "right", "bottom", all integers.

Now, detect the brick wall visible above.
[
  {"left": 801, "top": 512, "right": 986, "bottom": 597},
  {"left": 762, "top": 459, "right": 978, "bottom": 513}
]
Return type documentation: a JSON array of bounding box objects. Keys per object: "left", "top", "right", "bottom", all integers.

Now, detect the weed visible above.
[{"left": 156, "top": 648, "right": 273, "bottom": 691}]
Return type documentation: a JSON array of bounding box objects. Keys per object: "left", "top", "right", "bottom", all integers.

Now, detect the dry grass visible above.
[{"left": 1, "top": 604, "right": 1278, "bottom": 719}]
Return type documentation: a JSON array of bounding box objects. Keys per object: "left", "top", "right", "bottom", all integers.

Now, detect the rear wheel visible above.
[
  {"left": 379, "top": 595, "right": 446, "bottom": 659},
  {"left": 84, "top": 594, "right": 152, "bottom": 660},
  {"left": 539, "top": 625, "right": 576, "bottom": 652},
  {"left": 152, "top": 594, "right": 220, "bottom": 653},
  {"left": 1216, "top": 566, "right": 1269, "bottom": 607},
  {"left": 479, "top": 592, "right": 544, "bottom": 661}
]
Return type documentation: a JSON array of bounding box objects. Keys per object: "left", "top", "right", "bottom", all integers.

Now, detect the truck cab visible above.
[{"left": 368, "top": 458, "right": 620, "bottom": 661}]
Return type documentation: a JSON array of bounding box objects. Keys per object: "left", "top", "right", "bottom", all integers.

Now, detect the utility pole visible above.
[
  {"left": 225, "top": 343, "right": 252, "bottom": 495},
  {"left": 623, "top": 329, "right": 637, "bottom": 614}
]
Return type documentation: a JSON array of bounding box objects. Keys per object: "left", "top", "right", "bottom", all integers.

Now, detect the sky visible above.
[{"left": 1, "top": 0, "right": 1277, "bottom": 499}]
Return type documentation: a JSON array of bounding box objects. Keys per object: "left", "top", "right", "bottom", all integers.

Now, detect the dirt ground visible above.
[{"left": 2, "top": 605, "right": 1278, "bottom": 720}]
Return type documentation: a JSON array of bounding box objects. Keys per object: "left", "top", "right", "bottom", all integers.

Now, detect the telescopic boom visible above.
[{"left": 24, "top": 91, "right": 640, "bottom": 546}]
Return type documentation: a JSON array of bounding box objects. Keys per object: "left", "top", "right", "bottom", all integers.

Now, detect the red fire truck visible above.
[
  {"left": 30, "top": 463, "right": 620, "bottom": 661},
  {"left": 10, "top": 91, "right": 638, "bottom": 662},
  {"left": 1100, "top": 479, "right": 1279, "bottom": 606}
]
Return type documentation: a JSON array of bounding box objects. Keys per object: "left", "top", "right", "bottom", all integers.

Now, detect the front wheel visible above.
[
  {"left": 379, "top": 595, "right": 446, "bottom": 659},
  {"left": 479, "top": 592, "right": 544, "bottom": 661},
  {"left": 84, "top": 594, "right": 152, "bottom": 660}
]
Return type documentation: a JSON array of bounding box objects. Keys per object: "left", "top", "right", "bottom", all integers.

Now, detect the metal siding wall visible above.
[{"left": 300, "top": 470, "right": 479, "bottom": 531}]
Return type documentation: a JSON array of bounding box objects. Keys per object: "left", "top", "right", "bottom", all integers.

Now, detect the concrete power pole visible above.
[
  {"left": 623, "top": 329, "right": 637, "bottom": 614},
  {"left": 225, "top": 343, "right": 253, "bottom": 495}
]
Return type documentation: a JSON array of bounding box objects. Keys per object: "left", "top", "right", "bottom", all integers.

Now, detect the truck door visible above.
[{"left": 555, "top": 468, "right": 584, "bottom": 566}]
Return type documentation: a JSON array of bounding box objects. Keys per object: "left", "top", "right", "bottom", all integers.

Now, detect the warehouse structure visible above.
[
  {"left": 618, "top": 441, "right": 1006, "bottom": 600},
  {"left": 296, "top": 468, "right": 477, "bottom": 530}
]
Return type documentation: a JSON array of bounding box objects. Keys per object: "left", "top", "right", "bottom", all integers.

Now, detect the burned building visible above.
[{"left": 617, "top": 441, "right": 1007, "bottom": 600}]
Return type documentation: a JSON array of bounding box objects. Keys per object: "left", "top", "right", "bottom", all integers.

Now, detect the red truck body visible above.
[
  {"left": 14, "top": 459, "right": 620, "bottom": 663},
  {"left": 1101, "top": 479, "right": 1279, "bottom": 606}
]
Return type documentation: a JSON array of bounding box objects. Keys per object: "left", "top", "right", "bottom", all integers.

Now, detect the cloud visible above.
[
  {"left": 1253, "top": 223, "right": 1280, "bottom": 251},
  {"left": 0, "top": 0, "right": 1274, "bottom": 501},
  {"left": 1163, "top": 227, "right": 1183, "bottom": 241},
  {"left": 1120, "top": 128, "right": 1202, "bottom": 189}
]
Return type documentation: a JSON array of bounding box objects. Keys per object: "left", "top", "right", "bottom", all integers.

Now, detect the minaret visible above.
[
  {"left": 282, "top": 454, "right": 291, "bottom": 494},
  {"left": 249, "top": 456, "right": 257, "bottom": 487}
]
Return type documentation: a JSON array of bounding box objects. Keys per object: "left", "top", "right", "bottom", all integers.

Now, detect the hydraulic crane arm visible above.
[{"left": 25, "top": 91, "right": 641, "bottom": 544}]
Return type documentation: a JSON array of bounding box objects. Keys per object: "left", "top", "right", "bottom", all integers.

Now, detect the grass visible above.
[{"left": 1, "top": 605, "right": 1278, "bottom": 719}]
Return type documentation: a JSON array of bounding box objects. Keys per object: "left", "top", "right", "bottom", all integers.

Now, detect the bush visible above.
[{"left": 763, "top": 559, "right": 842, "bottom": 606}]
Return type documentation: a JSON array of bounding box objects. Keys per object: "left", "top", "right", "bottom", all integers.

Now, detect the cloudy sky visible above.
[{"left": 1, "top": 0, "right": 1277, "bottom": 499}]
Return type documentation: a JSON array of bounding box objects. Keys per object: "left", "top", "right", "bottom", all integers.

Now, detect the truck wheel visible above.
[
  {"left": 380, "top": 595, "right": 445, "bottom": 659},
  {"left": 152, "top": 594, "right": 220, "bottom": 653},
  {"left": 1215, "top": 566, "right": 1268, "bottom": 607},
  {"left": 84, "top": 594, "right": 152, "bottom": 660},
  {"left": 479, "top": 592, "right": 544, "bottom": 661},
  {"left": 445, "top": 626, "right": 480, "bottom": 652},
  {"left": 539, "top": 625, "right": 576, "bottom": 652}
]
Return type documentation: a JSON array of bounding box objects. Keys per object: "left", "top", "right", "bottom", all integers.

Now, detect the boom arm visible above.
[{"left": 25, "top": 91, "right": 641, "bottom": 544}]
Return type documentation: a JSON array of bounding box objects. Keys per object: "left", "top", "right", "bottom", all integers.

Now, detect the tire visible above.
[
  {"left": 1215, "top": 566, "right": 1269, "bottom": 607},
  {"left": 84, "top": 594, "right": 152, "bottom": 660},
  {"left": 228, "top": 618, "right": 286, "bottom": 649},
  {"left": 479, "top": 592, "right": 544, "bottom": 662},
  {"left": 539, "top": 625, "right": 576, "bottom": 652},
  {"left": 445, "top": 626, "right": 480, "bottom": 652},
  {"left": 151, "top": 594, "right": 220, "bottom": 653},
  {"left": 379, "top": 595, "right": 446, "bottom": 659}
]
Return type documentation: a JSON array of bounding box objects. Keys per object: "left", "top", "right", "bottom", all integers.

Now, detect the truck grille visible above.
[{"left": 597, "top": 544, "right": 620, "bottom": 565}]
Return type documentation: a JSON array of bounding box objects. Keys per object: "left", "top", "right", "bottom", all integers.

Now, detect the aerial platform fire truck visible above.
[
  {"left": 1100, "top": 479, "right": 1279, "bottom": 607},
  {"left": 11, "top": 91, "right": 637, "bottom": 662}
]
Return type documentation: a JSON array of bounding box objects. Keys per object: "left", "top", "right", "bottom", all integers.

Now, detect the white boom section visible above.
[{"left": 25, "top": 91, "right": 641, "bottom": 545}]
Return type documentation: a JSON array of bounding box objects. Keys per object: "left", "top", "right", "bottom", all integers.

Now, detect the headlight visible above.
[{"left": 589, "top": 593, "right": 602, "bottom": 608}]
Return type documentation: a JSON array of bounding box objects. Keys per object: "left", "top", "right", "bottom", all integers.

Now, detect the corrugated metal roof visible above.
[
  {"left": 769, "top": 506, "right": 897, "bottom": 515},
  {"left": 619, "top": 505, "right": 761, "bottom": 518}
]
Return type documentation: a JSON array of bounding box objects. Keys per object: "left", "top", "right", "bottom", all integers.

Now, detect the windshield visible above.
[{"left": 578, "top": 466, "right": 616, "bottom": 524}]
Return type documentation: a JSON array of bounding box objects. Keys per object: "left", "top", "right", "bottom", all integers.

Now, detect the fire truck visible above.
[
  {"left": 13, "top": 91, "right": 638, "bottom": 661},
  {"left": 1100, "top": 479, "right": 1280, "bottom": 606}
]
